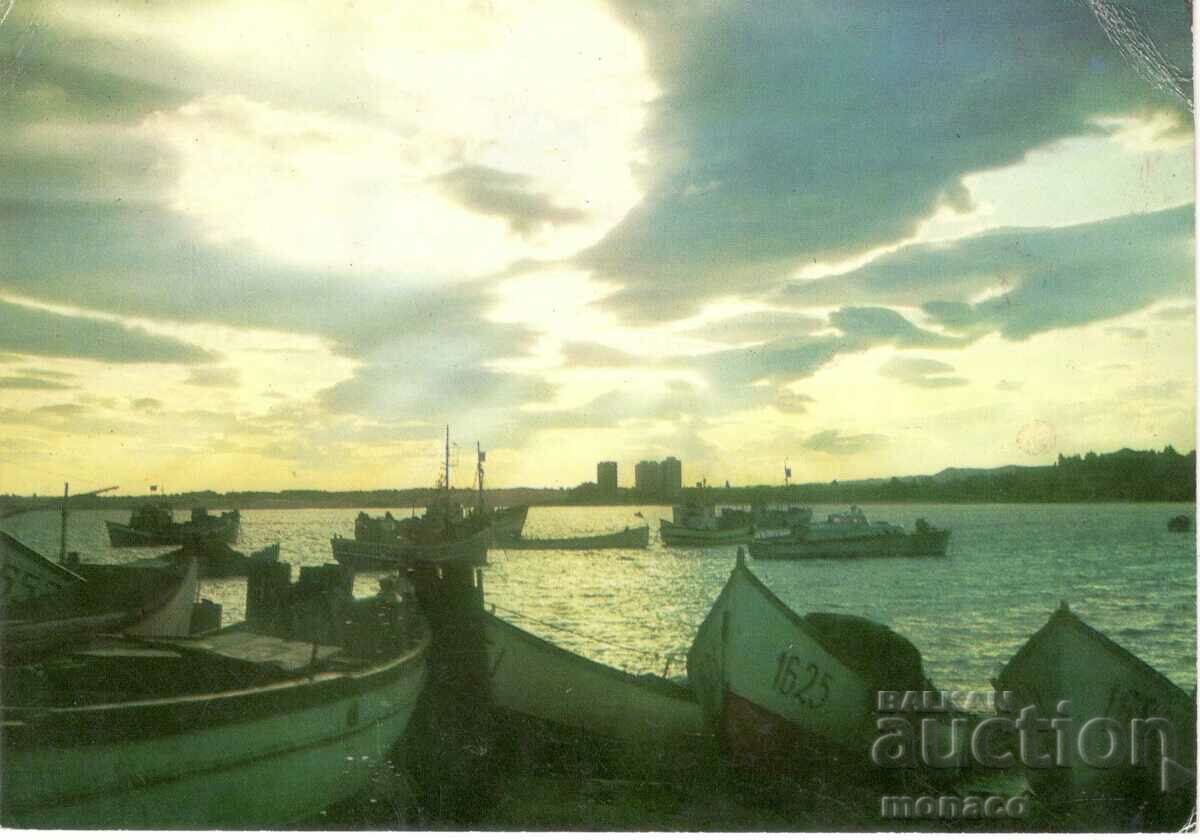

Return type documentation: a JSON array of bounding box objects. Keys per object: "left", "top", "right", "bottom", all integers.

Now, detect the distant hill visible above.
[{"left": 2, "top": 447, "right": 1193, "bottom": 512}]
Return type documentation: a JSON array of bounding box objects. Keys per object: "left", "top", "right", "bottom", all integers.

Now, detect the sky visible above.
[{"left": 0, "top": 0, "right": 1194, "bottom": 494}]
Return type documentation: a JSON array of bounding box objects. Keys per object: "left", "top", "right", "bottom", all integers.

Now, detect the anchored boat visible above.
[
  {"left": 749, "top": 502, "right": 813, "bottom": 531},
  {"left": 106, "top": 504, "right": 240, "bottom": 548},
  {"left": 687, "top": 550, "right": 934, "bottom": 774},
  {"left": 749, "top": 506, "right": 950, "bottom": 559},
  {"left": 660, "top": 492, "right": 754, "bottom": 547},
  {"left": 994, "top": 603, "right": 1196, "bottom": 821},
  {"left": 1, "top": 562, "right": 430, "bottom": 828},
  {"left": 492, "top": 525, "right": 650, "bottom": 551}
]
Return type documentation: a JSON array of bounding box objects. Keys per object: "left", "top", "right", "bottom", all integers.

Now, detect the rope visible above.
[{"left": 487, "top": 602, "right": 686, "bottom": 665}]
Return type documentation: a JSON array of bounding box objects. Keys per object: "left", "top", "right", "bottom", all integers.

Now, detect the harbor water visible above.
[{"left": 6, "top": 502, "right": 1195, "bottom": 702}]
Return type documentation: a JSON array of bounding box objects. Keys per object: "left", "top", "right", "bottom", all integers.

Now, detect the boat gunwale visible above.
[
  {"left": 997, "top": 605, "right": 1192, "bottom": 702},
  {"left": 2, "top": 619, "right": 433, "bottom": 736},
  {"left": 484, "top": 609, "right": 695, "bottom": 704}
]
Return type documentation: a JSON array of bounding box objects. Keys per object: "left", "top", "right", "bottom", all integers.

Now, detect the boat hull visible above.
[
  {"left": 106, "top": 515, "right": 240, "bottom": 548},
  {"left": 2, "top": 632, "right": 429, "bottom": 828},
  {"left": 749, "top": 528, "right": 950, "bottom": 559},
  {"left": 491, "top": 505, "right": 529, "bottom": 540},
  {"left": 687, "top": 557, "right": 934, "bottom": 776},
  {"left": 493, "top": 525, "right": 649, "bottom": 551},
  {"left": 994, "top": 605, "right": 1196, "bottom": 818},
  {"left": 331, "top": 528, "right": 490, "bottom": 571},
  {"left": 483, "top": 610, "right": 703, "bottom": 743},
  {"left": 659, "top": 519, "right": 754, "bottom": 547}
]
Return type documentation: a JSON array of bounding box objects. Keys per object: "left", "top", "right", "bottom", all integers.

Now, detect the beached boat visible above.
[
  {"left": 106, "top": 504, "right": 240, "bottom": 547},
  {"left": 687, "top": 550, "right": 933, "bottom": 773},
  {"left": 493, "top": 525, "right": 650, "bottom": 551},
  {"left": 994, "top": 602, "right": 1196, "bottom": 818},
  {"left": 1, "top": 565, "right": 431, "bottom": 828},
  {"left": 1, "top": 530, "right": 86, "bottom": 607},
  {"left": 1, "top": 543, "right": 200, "bottom": 664},
  {"left": 660, "top": 494, "right": 754, "bottom": 547},
  {"left": 749, "top": 506, "right": 950, "bottom": 559},
  {"left": 155, "top": 540, "right": 281, "bottom": 578},
  {"left": 483, "top": 608, "right": 703, "bottom": 743}
]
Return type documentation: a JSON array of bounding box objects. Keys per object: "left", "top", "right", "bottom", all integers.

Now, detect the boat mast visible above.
[
  {"left": 476, "top": 441, "right": 485, "bottom": 516},
  {"left": 443, "top": 424, "right": 451, "bottom": 490},
  {"left": 59, "top": 482, "right": 68, "bottom": 563}
]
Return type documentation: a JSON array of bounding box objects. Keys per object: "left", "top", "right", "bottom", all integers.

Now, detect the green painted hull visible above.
[{"left": 2, "top": 636, "right": 428, "bottom": 828}]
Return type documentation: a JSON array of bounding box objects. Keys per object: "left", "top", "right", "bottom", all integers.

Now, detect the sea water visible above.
[{"left": 5, "top": 502, "right": 1194, "bottom": 701}]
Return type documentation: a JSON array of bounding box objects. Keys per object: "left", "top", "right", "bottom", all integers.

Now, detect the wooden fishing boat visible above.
[
  {"left": 1, "top": 566, "right": 431, "bottom": 828},
  {"left": 106, "top": 505, "right": 240, "bottom": 547},
  {"left": 483, "top": 608, "right": 703, "bottom": 743},
  {"left": 492, "top": 525, "right": 650, "bottom": 551},
  {"left": 749, "top": 508, "right": 950, "bottom": 559},
  {"left": 332, "top": 526, "right": 491, "bottom": 572},
  {"left": 1, "top": 530, "right": 86, "bottom": 607},
  {"left": 660, "top": 496, "right": 754, "bottom": 547},
  {"left": 2, "top": 539, "right": 200, "bottom": 663},
  {"left": 687, "top": 550, "right": 933, "bottom": 774},
  {"left": 994, "top": 603, "right": 1196, "bottom": 818}
]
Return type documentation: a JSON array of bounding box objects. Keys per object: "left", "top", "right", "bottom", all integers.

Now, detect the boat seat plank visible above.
[{"left": 167, "top": 630, "right": 343, "bottom": 673}]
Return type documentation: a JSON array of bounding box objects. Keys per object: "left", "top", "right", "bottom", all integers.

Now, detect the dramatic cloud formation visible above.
[{"left": 0, "top": 0, "right": 1192, "bottom": 491}]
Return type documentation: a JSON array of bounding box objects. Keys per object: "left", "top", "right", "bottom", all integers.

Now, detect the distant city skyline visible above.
[{"left": 0, "top": 2, "right": 1192, "bottom": 496}]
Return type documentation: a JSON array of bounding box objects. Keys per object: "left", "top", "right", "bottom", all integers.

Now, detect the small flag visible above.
[
  {"left": 150, "top": 485, "right": 158, "bottom": 492},
  {"left": 479, "top": 451, "right": 486, "bottom": 462},
  {"left": 784, "top": 467, "right": 791, "bottom": 479},
  {"left": 634, "top": 511, "right": 644, "bottom": 519}
]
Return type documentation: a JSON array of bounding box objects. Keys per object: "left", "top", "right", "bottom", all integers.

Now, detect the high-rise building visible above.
[
  {"left": 660, "top": 456, "right": 682, "bottom": 496},
  {"left": 634, "top": 460, "right": 661, "bottom": 496},
  {"left": 597, "top": 461, "right": 618, "bottom": 495}
]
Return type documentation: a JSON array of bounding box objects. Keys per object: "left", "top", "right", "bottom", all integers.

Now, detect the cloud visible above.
[
  {"left": 688, "top": 309, "right": 824, "bottom": 345},
  {"left": 560, "top": 342, "right": 642, "bottom": 368},
  {"left": 879, "top": 357, "right": 969, "bottom": 389},
  {"left": 0, "top": 376, "right": 74, "bottom": 390},
  {"left": 787, "top": 205, "right": 1193, "bottom": 340},
  {"left": 775, "top": 391, "right": 814, "bottom": 414},
  {"left": 184, "top": 366, "right": 240, "bottom": 388},
  {"left": 438, "top": 165, "right": 588, "bottom": 236},
  {"left": 0, "top": 298, "right": 215, "bottom": 364},
  {"left": 1104, "top": 326, "right": 1147, "bottom": 340},
  {"left": 584, "top": 0, "right": 1192, "bottom": 320},
  {"left": 802, "top": 429, "right": 889, "bottom": 456},
  {"left": 131, "top": 397, "right": 164, "bottom": 411}
]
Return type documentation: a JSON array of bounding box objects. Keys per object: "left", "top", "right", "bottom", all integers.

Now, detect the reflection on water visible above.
[{"left": 4, "top": 502, "right": 1195, "bottom": 696}]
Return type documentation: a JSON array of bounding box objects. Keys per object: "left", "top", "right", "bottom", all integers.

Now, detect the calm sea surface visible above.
[{"left": 5, "top": 503, "right": 1195, "bottom": 701}]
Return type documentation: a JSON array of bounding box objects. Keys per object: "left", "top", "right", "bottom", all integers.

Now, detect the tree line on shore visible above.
[{"left": 3, "top": 447, "right": 1193, "bottom": 511}]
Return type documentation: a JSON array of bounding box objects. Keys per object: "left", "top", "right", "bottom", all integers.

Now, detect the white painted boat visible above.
[
  {"left": 1, "top": 530, "right": 85, "bottom": 606},
  {"left": 994, "top": 603, "right": 1196, "bottom": 815},
  {"left": 1, "top": 582, "right": 431, "bottom": 828},
  {"left": 686, "top": 550, "right": 931, "bottom": 773},
  {"left": 483, "top": 609, "right": 704, "bottom": 743}
]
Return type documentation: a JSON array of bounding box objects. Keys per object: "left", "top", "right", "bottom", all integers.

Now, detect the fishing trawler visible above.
[
  {"left": 331, "top": 427, "right": 492, "bottom": 571},
  {"left": 749, "top": 506, "right": 950, "bottom": 559},
  {"left": 660, "top": 488, "right": 754, "bottom": 547},
  {"left": 106, "top": 504, "right": 240, "bottom": 547}
]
